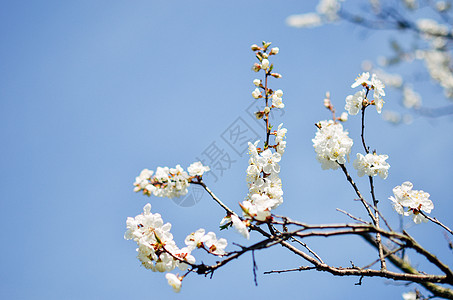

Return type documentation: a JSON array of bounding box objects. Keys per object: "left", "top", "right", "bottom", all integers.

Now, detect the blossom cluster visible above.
[
  {"left": 185, "top": 228, "right": 228, "bottom": 256},
  {"left": 242, "top": 137, "right": 285, "bottom": 222},
  {"left": 415, "top": 16, "right": 453, "bottom": 98},
  {"left": 389, "top": 181, "right": 434, "bottom": 224},
  {"left": 239, "top": 42, "right": 286, "bottom": 225},
  {"left": 353, "top": 152, "right": 390, "bottom": 179},
  {"left": 312, "top": 120, "right": 353, "bottom": 170},
  {"left": 133, "top": 162, "right": 210, "bottom": 198},
  {"left": 125, "top": 203, "right": 229, "bottom": 292},
  {"left": 124, "top": 203, "right": 195, "bottom": 273},
  {"left": 347, "top": 72, "right": 385, "bottom": 114}
]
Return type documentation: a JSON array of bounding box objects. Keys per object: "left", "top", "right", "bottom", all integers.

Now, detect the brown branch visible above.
[
  {"left": 420, "top": 212, "right": 453, "bottom": 236},
  {"left": 362, "top": 246, "right": 405, "bottom": 269},
  {"left": 269, "top": 220, "right": 324, "bottom": 264},
  {"left": 193, "top": 180, "right": 237, "bottom": 217},
  {"left": 264, "top": 266, "right": 317, "bottom": 274},
  {"left": 193, "top": 182, "right": 453, "bottom": 295},
  {"left": 361, "top": 233, "right": 453, "bottom": 299},
  {"left": 269, "top": 237, "right": 450, "bottom": 284},
  {"left": 268, "top": 220, "right": 453, "bottom": 280},
  {"left": 338, "top": 163, "right": 377, "bottom": 224},
  {"left": 336, "top": 208, "right": 368, "bottom": 224}
]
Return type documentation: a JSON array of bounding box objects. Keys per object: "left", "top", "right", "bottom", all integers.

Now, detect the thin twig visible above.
[
  {"left": 336, "top": 208, "right": 368, "bottom": 224},
  {"left": 420, "top": 212, "right": 453, "bottom": 236},
  {"left": 338, "top": 163, "right": 377, "bottom": 224},
  {"left": 193, "top": 180, "right": 236, "bottom": 216},
  {"left": 264, "top": 266, "right": 317, "bottom": 274},
  {"left": 252, "top": 250, "right": 258, "bottom": 286},
  {"left": 362, "top": 246, "right": 405, "bottom": 269}
]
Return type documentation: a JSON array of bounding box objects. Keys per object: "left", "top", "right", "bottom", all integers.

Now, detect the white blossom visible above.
[
  {"left": 371, "top": 73, "right": 385, "bottom": 98},
  {"left": 389, "top": 181, "right": 434, "bottom": 224},
  {"left": 261, "top": 59, "right": 269, "bottom": 69},
  {"left": 231, "top": 215, "right": 250, "bottom": 239},
  {"left": 272, "top": 90, "right": 285, "bottom": 109},
  {"left": 187, "top": 161, "right": 210, "bottom": 176},
  {"left": 253, "top": 79, "right": 261, "bottom": 86},
  {"left": 351, "top": 72, "right": 370, "bottom": 88},
  {"left": 345, "top": 90, "right": 365, "bottom": 115},
  {"left": 202, "top": 232, "right": 228, "bottom": 256},
  {"left": 165, "top": 273, "right": 182, "bottom": 293},
  {"left": 352, "top": 152, "right": 390, "bottom": 179},
  {"left": 274, "top": 89, "right": 283, "bottom": 98},
  {"left": 275, "top": 123, "right": 287, "bottom": 144},
  {"left": 184, "top": 228, "right": 206, "bottom": 251},
  {"left": 313, "top": 120, "right": 353, "bottom": 170},
  {"left": 252, "top": 88, "right": 261, "bottom": 99}
]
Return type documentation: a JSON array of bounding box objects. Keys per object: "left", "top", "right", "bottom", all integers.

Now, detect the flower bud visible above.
[
  {"left": 252, "top": 88, "right": 261, "bottom": 99},
  {"left": 263, "top": 106, "right": 270, "bottom": 114},
  {"left": 339, "top": 112, "right": 348, "bottom": 122},
  {"left": 270, "top": 47, "right": 279, "bottom": 55},
  {"left": 252, "top": 63, "right": 261, "bottom": 72},
  {"left": 271, "top": 73, "right": 282, "bottom": 78},
  {"left": 324, "top": 98, "right": 331, "bottom": 108},
  {"left": 251, "top": 44, "right": 260, "bottom": 51},
  {"left": 255, "top": 111, "right": 264, "bottom": 119},
  {"left": 262, "top": 53, "right": 269, "bottom": 59},
  {"left": 261, "top": 59, "right": 269, "bottom": 69},
  {"left": 253, "top": 79, "right": 261, "bottom": 86},
  {"left": 262, "top": 41, "right": 272, "bottom": 50}
]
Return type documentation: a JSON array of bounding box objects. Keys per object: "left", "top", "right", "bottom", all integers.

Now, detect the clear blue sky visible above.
[{"left": 1, "top": 1, "right": 452, "bottom": 299}]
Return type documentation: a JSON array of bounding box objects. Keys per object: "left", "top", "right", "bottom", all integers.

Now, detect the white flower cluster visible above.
[
  {"left": 187, "top": 161, "right": 210, "bottom": 176},
  {"left": 420, "top": 49, "right": 453, "bottom": 98},
  {"left": 133, "top": 162, "right": 210, "bottom": 198},
  {"left": 285, "top": 0, "right": 342, "bottom": 28},
  {"left": 389, "top": 182, "right": 434, "bottom": 224},
  {"left": 347, "top": 72, "right": 385, "bottom": 114},
  {"left": 124, "top": 203, "right": 196, "bottom": 273},
  {"left": 241, "top": 42, "right": 286, "bottom": 228},
  {"left": 345, "top": 90, "right": 365, "bottom": 115},
  {"left": 242, "top": 134, "right": 285, "bottom": 222},
  {"left": 353, "top": 153, "right": 390, "bottom": 179},
  {"left": 272, "top": 89, "right": 285, "bottom": 109},
  {"left": 417, "top": 18, "right": 449, "bottom": 37},
  {"left": 126, "top": 204, "right": 228, "bottom": 293},
  {"left": 185, "top": 228, "right": 228, "bottom": 256},
  {"left": 312, "top": 120, "right": 353, "bottom": 170}
]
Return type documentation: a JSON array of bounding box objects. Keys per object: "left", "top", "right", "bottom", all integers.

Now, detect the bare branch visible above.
[
  {"left": 420, "top": 212, "right": 453, "bottom": 236},
  {"left": 336, "top": 208, "right": 368, "bottom": 224},
  {"left": 338, "top": 163, "right": 377, "bottom": 224}
]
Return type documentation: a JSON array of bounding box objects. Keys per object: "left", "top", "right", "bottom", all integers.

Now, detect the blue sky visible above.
[{"left": 1, "top": 1, "right": 452, "bottom": 299}]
